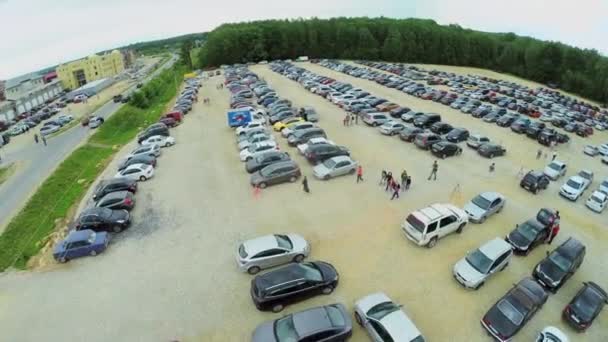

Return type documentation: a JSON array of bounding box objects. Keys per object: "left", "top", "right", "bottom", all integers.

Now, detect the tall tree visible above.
[{"left": 381, "top": 26, "right": 402, "bottom": 61}]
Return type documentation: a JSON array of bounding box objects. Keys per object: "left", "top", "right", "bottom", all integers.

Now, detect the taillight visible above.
[{"left": 125, "top": 197, "right": 133, "bottom": 206}]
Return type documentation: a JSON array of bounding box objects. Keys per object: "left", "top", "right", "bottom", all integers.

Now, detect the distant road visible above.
[{"left": 0, "top": 55, "right": 177, "bottom": 232}]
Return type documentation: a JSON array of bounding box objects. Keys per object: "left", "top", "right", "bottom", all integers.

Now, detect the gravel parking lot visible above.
[{"left": 0, "top": 64, "right": 606, "bottom": 341}]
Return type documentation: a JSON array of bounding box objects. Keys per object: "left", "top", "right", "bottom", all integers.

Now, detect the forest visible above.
[
  {"left": 124, "top": 32, "right": 207, "bottom": 56},
  {"left": 197, "top": 17, "right": 608, "bottom": 105}
]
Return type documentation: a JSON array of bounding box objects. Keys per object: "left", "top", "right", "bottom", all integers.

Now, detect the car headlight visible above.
[{"left": 116, "top": 220, "right": 125, "bottom": 224}]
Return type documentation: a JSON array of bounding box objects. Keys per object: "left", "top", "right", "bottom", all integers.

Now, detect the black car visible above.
[
  {"left": 445, "top": 128, "right": 469, "bottom": 143},
  {"left": 497, "top": 115, "right": 517, "bottom": 127},
  {"left": 137, "top": 126, "right": 169, "bottom": 143},
  {"left": 482, "top": 113, "right": 500, "bottom": 123},
  {"left": 533, "top": 238, "right": 586, "bottom": 293},
  {"left": 472, "top": 108, "right": 490, "bottom": 118},
  {"left": 269, "top": 111, "right": 296, "bottom": 124},
  {"left": 526, "top": 123, "right": 546, "bottom": 139},
  {"left": 414, "top": 133, "right": 442, "bottom": 150},
  {"left": 511, "top": 119, "right": 531, "bottom": 133},
  {"left": 430, "top": 122, "right": 453, "bottom": 135},
  {"left": 481, "top": 277, "right": 548, "bottom": 342},
  {"left": 399, "top": 126, "right": 424, "bottom": 142},
  {"left": 305, "top": 144, "right": 350, "bottom": 164},
  {"left": 520, "top": 171, "right": 550, "bottom": 194},
  {"left": 95, "top": 191, "right": 136, "bottom": 211},
  {"left": 477, "top": 143, "right": 506, "bottom": 158},
  {"left": 388, "top": 106, "right": 410, "bottom": 118},
  {"left": 117, "top": 155, "right": 156, "bottom": 172},
  {"left": 506, "top": 219, "right": 549, "bottom": 255},
  {"left": 287, "top": 128, "right": 326, "bottom": 146},
  {"left": 413, "top": 113, "right": 441, "bottom": 128},
  {"left": 92, "top": 178, "right": 137, "bottom": 201},
  {"left": 251, "top": 261, "right": 339, "bottom": 312},
  {"left": 563, "top": 282, "right": 608, "bottom": 331},
  {"left": 75, "top": 207, "right": 131, "bottom": 233},
  {"left": 113, "top": 95, "right": 123, "bottom": 103},
  {"left": 245, "top": 151, "right": 290, "bottom": 173},
  {"left": 431, "top": 141, "right": 462, "bottom": 159}
]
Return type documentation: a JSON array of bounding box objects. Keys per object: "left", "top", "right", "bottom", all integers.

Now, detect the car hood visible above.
[
  {"left": 251, "top": 321, "right": 276, "bottom": 342},
  {"left": 313, "top": 163, "right": 330, "bottom": 176},
  {"left": 544, "top": 167, "right": 559, "bottom": 176},
  {"left": 560, "top": 184, "right": 580, "bottom": 194},
  {"left": 483, "top": 306, "right": 519, "bottom": 339},
  {"left": 463, "top": 203, "right": 485, "bottom": 219},
  {"left": 286, "top": 233, "right": 308, "bottom": 253},
  {"left": 454, "top": 258, "right": 485, "bottom": 285},
  {"left": 507, "top": 230, "right": 532, "bottom": 250},
  {"left": 110, "top": 209, "right": 129, "bottom": 222},
  {"left": 537, "top": 261, "right": 566, "bottom": 284}
]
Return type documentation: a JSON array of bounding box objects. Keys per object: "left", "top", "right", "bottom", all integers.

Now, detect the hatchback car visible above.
[
  {"left": 536, "top": 326, "right": 569, "bottom": 342},
  {"left": 126, "top": 144, "right": 161, "bottom": 160},
  {"left": 445, "top": 128, "right": 470, "bottom": 143},
  {"left": 245, "top": 151, "right": 290, "bottom": 174},
  {"left": 414, "top": 133, "right": 442, "bottom": 150},
  {"left": 141, "top": 135, "right": 175, "bottom": 148},
  {"left": 251, "top": 303, "right": 352, "bottom": 342},
  {"left": 430, "top": 122, "right": 453, "bottom": 135},
  {"left": 305, "top": 144, "right": 350, "bottom": 164},
  {"left": 287, "top": 128, "right": 326, "bottom": 146},
  {"left": 402, "top": 203, "right": 468, "bottom": 248},
  {"left": 250, "top": 160, "right": 301, "bottom": 188},
  {"left": 585, "top": 190, "right": 608, "bottom": 213},
  {"left": 114, "top": 163, "right": 154, "bottom": 181},
  {"left": 563, "top": 282, "right": 607, "bottom": 331},
  {"left": 453, "top": 238, "right": 512, "bottom": 289},
  {"left": 463, "top": 192, "right": 506, "bottom": 223},
  {"left": 506, "top": 218, "right": 550, "bottom": 255},
  {"left": 478, "top": 143, "right": 506, "bottom": 158},
  {"left": 75, "top": 207, "right": 130, "bottom": 233},
  {"left": 399, "top": 126, "right": 424, "bottom": 142},
  {"left": 378, "top": 120, "right": 406, "bottom": 135},
  {"left": 117, "top": 154, "right": 156, "bottom": 172},
  {"left": 431, "top": 141, "right": 462, "bottom": 159},
  {"left": 466, "top": 134, "right": 490, "bottom": 149},
  {"left": 251, "top": 261, "right": 339, "bottom": 312},
  {"left": 297, "top": 137, "right": 335, "bottom": 155},
  {"left": 482, "top": 277, "right": 548, "bottom": 341},
  {"left": 363, "top": 112, "right": 390, "bottom": 126},
  {"left": 92, "top": 178, "right": 137, "bottom": 201},
  {"left": 544, "top": 160, "right": 567, "bottom": 180},
  {"left": 520, "top": 171, "right": 550, "bottom": 194},
  {"left": 354, "top": 292, "right": 425, "bottom": 342},
  {"left": 53, "top": 229, "right": 109, "bottom": 263},
  {"left": 236, "top": 233, "right": 310, "bottom": 274},
  {"left": 533, "top": 238, "right": 586, "bottom": 292},
  {"left": 583, "top": 145, "right": 599, "bottom": 157},
  {"left": 239, "top": 141, "right": 279, "bottom": 162},
  {"left": 281, "top": 121, "right": 317, "bottom": 138},
  {"left": 313, "top": 155, "right": 357, "bottom": 180},
  {"left": 95, "top": 190, "right": 135, "bottom": 211},
  {"left": 559, "top": 176, "right": 587, "bottom": 201}
]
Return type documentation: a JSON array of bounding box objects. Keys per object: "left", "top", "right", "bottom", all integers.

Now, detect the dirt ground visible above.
[{"left": 0, "top": 63, "right": 606, "bottom": 342}]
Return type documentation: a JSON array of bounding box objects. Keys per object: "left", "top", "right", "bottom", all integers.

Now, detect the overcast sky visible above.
[{"left": 1, "top": 0, "right": 606, "bottom": 79}]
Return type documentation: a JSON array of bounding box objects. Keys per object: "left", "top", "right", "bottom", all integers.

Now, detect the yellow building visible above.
[{"left": 57, "top": 50, "right": 125, "bottom": 90}]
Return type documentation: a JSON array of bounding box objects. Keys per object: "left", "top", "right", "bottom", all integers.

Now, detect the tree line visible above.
[{"left": 197, "top": 17, "right": 608, "bottom": 105}]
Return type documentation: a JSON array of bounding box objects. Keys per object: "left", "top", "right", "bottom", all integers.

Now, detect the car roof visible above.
[
  {"left": 124, "top": 163, "right": 146, "bottom": 171},
  {"left": 478, "top": 191, "right": 503, "bottom": 202},
  {"left": 415, "top": 204, "right": 459, "bottom": 223},
  {"left": 569, "top": 175, "right": 585, "bottom": 183},
  {"left": 243, "top": 234, "right": 279, "bottom": 256},
  {"left": 592, "top": 190, "right": 607, "bottom": 199},
  {"left": 556, "top": 238, "right": 585, "bottom": 258},
  {"left": 550, "top": 160, "right": 565, "bottom": 166},
  {"left": 511, "top": 277, "right": 547, "bottom": 307},
  {"left": 292, "top": 306, "right": 335, "bottom": 335},
  {"left": 99, "top": 190, "right": 129, "bottom": 201},
  {"left": 583, "top": 282, "right": 608, "bottom": 300},
  {"left": 328, "top": 155, "right": 352, "bottom": 163},
  {"left": 479, "top": 238, "right": 512, "bottom": 260},
  {"left": 65, "top": 229, "right": 93, "bottom": 242}
]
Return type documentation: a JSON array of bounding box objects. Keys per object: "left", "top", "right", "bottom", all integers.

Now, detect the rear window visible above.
[
  {"left": 325, "top": 305, "right": 346, "bottom": 327},
  {"left": 406, "top": 214, "right": 425, "bottom": 233}
]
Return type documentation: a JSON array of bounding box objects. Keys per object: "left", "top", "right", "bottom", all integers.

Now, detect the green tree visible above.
[{"left": 381, "top": 27, "right": 402, "bottom": 61}]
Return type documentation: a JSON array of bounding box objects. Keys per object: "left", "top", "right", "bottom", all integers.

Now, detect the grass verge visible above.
[{"left": 0, "top": 163, "right": 17, "bottom": 186}]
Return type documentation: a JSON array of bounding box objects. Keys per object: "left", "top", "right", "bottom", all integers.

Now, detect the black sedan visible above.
[
  {"left": 563, "top": 282, "right": 608, "bottom": 331},
  {"left": 92, "top": 178, "right": 137, "bottom": 201},
  {"left": 251, "top": 261, "right": 339, "bottom": 312},
  {"left": 481, "top": 277, "right": 548, "bottom": 341},
  {"left": 478, "top": 143, "right": 506, "bottom": 158},
  {"left": 95, "top": 191, "right": 135, "bottom": 211},
  {"left": 445, "top": 128, "right": 469, "bottom": 143},
  {"left": 75, "top": 207, "right": 131, "bottom": 233},
  {"left": 505, "top": 219, "right": 549, "bottom": 255},
  {"left": 431, "top": 141, "right": 462, "bottom": 159},
  {"left": 430, "top": 122, "right": 453, "bottom": 135},
  {"left": 399, "top": 126, "right": 424, "bottom": 142},
  {"left": 520, "top": 171, "right": 550, "bottom": 194},
  {"left": 245, "top": 151, "right": 290, "bottom": 173}
]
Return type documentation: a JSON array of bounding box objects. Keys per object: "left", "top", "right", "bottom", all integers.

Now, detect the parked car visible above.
[
  {"left": 281, "top": 121, "right": 317, "bottom": 138},
  {"left": 297, "top": 137, "right": 335, "bottom": 155},
  {"left": 445, "top": 128, "right": 470, "bottom": 143},
  {"left": 245, "top": 151, "right": 290, "bottom": 174},
  {"left": 585, "top": 190, "right": 608, "bottom": 213},
  {"left": 126, "top": 144, "right": 161, "bottom": 160},
  {"left": 299, "top": 106, "right": 319, "bottom": 122},
  {"left": 401, "top": 203, "right": 468, "bottom": 248},
  {"left": 114, "top": 163, "right": 154, "bottom": 181},
  {"left": 251, "top": 304, "right": 352, "bottom": 342},
  {"left": 583, "top": 145, "right": 599, "bottom": 156},
  {"left": 141, "top": 135, "right": 175, "bottom": 148},
  {"left": 533, "top": 238, "right": 586, "bottom": 293},
  {"left": 40, "top": 124, "right": 60, "bottom": 136},
  {"left": 236, "top": 233, "right": 310, "bottom": 274},
  {"left": 313, "top": 155, "right": 357, "bottom": 180},
  {"left": 544, "top": 160, "right": 567, "bottom": 180},
  {"left": 363, "top": 112, "right": 390, "bottom": 126},
  {"left": 453, "top": 238, "right": 512, "bottom": 289},
  {"left": 378, "top": 120, "right": 406, "bottom": 135},
  {"left": 287, "top": 127, "right": 326, "bottom": 146},
  {"left": 250, "top": 160, "right": 301, "bottom": 188},
  {"left": 399, "top": 126, "right": 424, "bottom": 142},
  {"left": 95, "top": 190, "right": 135, "bottom": 211},
  {"left": 481, "top": 277, "right": 548, "bottom": 341},
  {"left": 477, "top": 143, "right": 506, "bottom": 158},
  {"left": 463, "top": 192, "right": 505, "bottom": 223},
  {"left": 431, "top": 141, "right": 462, "bottom": 159},
  {"left": 414, "top": 133, "right": 442, "bottom": 150},
  {"left": 251, "top": 261, "right": 339, "bottom": 312},
  {"left": 53, "top": 229, "right": 109, "bottom": 263},
  {"left": 137, "top": 125, "right": 169, "bottom": 143},
  {"left": 560, "top": 176, "right": 587, "bottom": 201},
  {"left": 413, "top": 113, "right": 441, "bottom": 128},
  {"left": 578, "top": 169, "right": 594, "bottom": 188},
  {"left": 466, "top": 134, "right": 490, "bottom": 149},
  {"left": 239, "top": 141, "right": 279, "bottom": 162},
  {"left": 92, "top": 178, "right": 137, "bottom": 201},
  {"left": 272, "top": 116, "right": 303, "bottom": 131},
  {"left": 88, "top": 116, "right": 104, "bottom": 128},
  {"left": 520, "top": 171, "right": 550, "bottom": 194},
  {"left": 305, "top": 144, "right": 350, "bottom": 164},
  {"left": 117, "top": 155, "right": 156, "bottom": 172},
  {"left": 562, "top": 282, "right": 607, "bottom": 331},
  {"left": 75, "top": 207, "right": 130, "bottom": 233},
  {"left": 506, "top": 218, "right": 550, "bottom": 255},
  {"left": 354, "top": 292, "right": 425, "bottom": 342}
]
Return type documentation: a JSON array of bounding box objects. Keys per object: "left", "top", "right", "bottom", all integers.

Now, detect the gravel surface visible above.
[{"left": 0, "top": 65, "right": 606, "bottom": 342}]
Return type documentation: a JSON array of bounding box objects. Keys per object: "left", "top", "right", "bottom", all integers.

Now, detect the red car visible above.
[
  {"left": 164, "top": 110, "right": 183, "bottom": 122},
  {"left": 159, "top": 117, "right": 177, "bottom": 127}
]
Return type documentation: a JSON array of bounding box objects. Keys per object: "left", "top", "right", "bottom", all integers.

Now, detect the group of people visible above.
[
  {"left": 536, "top": 148, "right": 558, "bottom": 161},
  {"left": 343, "top": 112, "right": 359, "bottom": 126},
  {"left": 34, "top": 133, "right": 47, "bottom": 146},
  {"left": 380, "top": 169, "right": 412, "bottom": 200},
  {"left": 216, "top": 83, "right": 224, "bottom": 90},
  {"left": 202, "top": 97, "right": 211, "bottom": 104}
]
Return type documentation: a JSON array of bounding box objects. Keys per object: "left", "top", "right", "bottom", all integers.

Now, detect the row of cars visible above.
[{"left": 50, "top": 78, "right": 201, "bottom": 263}]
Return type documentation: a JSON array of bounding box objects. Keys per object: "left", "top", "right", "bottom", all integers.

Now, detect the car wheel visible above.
[
  {"left": 474, "top": 281, "right": 485, "bottom": 290},
  {"left": 247, "top": 266, "right": 261, "bottom": 275},
  {"left": 322, "top": 286, "right": 334, "bottom": 295},
  {"left": 58, "top": 257, "right": 67, "bottom": 263},
  {"left": 258, "top": 182, "right": 267, "bottom": 189},
  {"left": 533, "top": 187, "right": 538, "bottom": 194},
  {"left": 348, "top": 168, "right": 355, "bottom": 174},
  {"left": 90, "top": 250, "right": 97, "bottom": 256},
  {"left": 112, "top": 225, "right": 123, "bottom": 233},
  {"left": 165, "top": 142, "right": 170, "bottom": 147},
  {"left": 289, "top": 176, "right": 297, "bottom": 182},
  {"left": 456, "top": 223, "right": 466, "bottom": 233},
  {"left": 501, "top": 262, "right": 509, "bottom": 271},
  {"left": 272, "top": 304, "right": 284, "bottom": 313},
  {"left": 323, "top": 174, "right": 330, "bottom": 180},
  {"left": 373, "top": 122, "right": 378, "bottom": 127},
  {"left": 354, "top": 312, "right": 363, "bottom": 326},
  {"left": 427, "top": 237, "right": 438, "bottom": 248},
  {"left": 293, "top": 254, "right": 305, "bottom": 263},
  {"left": 479, "top": 216, "right": 486, "bottom": 223},
  {"left": 139, "top": 176, "right": 147, "bottom": 181}
]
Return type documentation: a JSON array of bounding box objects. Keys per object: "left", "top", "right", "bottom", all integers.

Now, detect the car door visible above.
[
  {"left": 488, "top": 198, "right": 502, "bottom": 216},
  {"left": 333, "top": 161, "right": 351, "bottom": 176},
  {"left": 256, "top": 248, "right": 290, "bottom": 268},
  {"left": 438, "top": 215, "right": 458, "bottom": 237},
  {"left": 488, "top": 250, "right": 510, "bottom": 276}
]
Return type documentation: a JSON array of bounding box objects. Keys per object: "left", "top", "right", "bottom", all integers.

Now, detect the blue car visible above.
[{"left": 53, "top": 229, "right": 109, "bottom": 263}]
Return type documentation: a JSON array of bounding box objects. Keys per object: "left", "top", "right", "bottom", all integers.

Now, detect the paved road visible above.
[{"left": 0, "top": 55, "right": 177, "bottom": 232}]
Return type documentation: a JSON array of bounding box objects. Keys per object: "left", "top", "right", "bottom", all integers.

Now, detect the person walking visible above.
[
  {"left": 354, "top": 113, "right": 359, "bottom": 124},
  {"left": 356, "top": 165, "right": 363, "bottom": 183},
  {"left": 345, "top": 114, "right": 350, "bottom": 126},
  {"left": 391, "top": 183, "right": 401, "bottom": 200},
  {"left": 385, "top": 172, "right": 393, "bottom": 191},
  {"left": 380, "top": 170, "right": 387, "bottom": 185},
  {"left": 42, "top": 135, "right": 47, "bottom": 146},
  {"left": 489, "top": 162, "right": 495, "bottom": 173},
  {"left": 400, "top": 169, "right": 408, "bottom": 190},
  {"left": 428, "top": 161, "right": 438, "bottom": 181},
  {"left": 405, "top": 175, "right": 412, "bottom": 190},
  {"left": 536, "top": 149, "right": 542, "bottom": 160},
  {"left": 34, "top": 134, "right": 39, "bottom": 144},
  {"left": 547, "top": 221, "right": 560, "bottom": 244},
  {"left": 552, "top": 151, "right": 557, "bottom": 161},
  {"left": 302, "top": 176, "right": 310, "bottom": 194}
]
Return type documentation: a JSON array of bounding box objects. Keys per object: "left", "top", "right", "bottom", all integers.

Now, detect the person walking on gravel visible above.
[
  {"left": 380, "top": 170, "right": 387, "bottom": 185},
  {"left": 302, "top": 176, "right": 310, "bottom": 194},
  {"left": 390, "top": 182, "right": 401, "bottom": 200},
  {"left": 536, "top": 149, "right": 542, "bottom": 159},
  {"left": 356, "top": 165, "right": 363, "bottom": 183},
  {"left": 400, "top": 170, "right": 408, "bottom": 190},
  {"left": 405, "top": 175, "right": 412, "bottom": 190},
  {"left": 385, "top": 172, "right": 393, "bottom": 191},
  {"left": 428, "top": 161, "right": 438, "bottom": 181},
  {"left": 34, "top": 134, "right": 39, "bottom": 144},
  {"left": 42, "top": 135, "right": 47, "bottom": 146}
]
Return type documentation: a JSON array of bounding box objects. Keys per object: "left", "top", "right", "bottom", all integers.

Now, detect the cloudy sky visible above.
[{"left": 1, "top": 0, "right": 606, "bottom": 79}]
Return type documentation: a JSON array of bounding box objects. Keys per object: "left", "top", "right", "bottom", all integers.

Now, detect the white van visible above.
[{"left": 402, "top": 203, "right": 468, "bottom": 248}]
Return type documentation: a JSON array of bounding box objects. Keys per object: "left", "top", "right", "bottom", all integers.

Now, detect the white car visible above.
[
  {"left": 378, "top": 120, "right": 406, "bottom": 135},
  {"left": 40, "top": 125, "right": 60, "bottom": 136},
  {"left": 583, "top": 145, "right": 599, "bottom": 156},
  {"left": 354, "top": 292, "right": 425, "bottom": 342},
  {"left": 586, "top": 190, "right": 607, "bottom": 213},
  {"left": 537, "top": 326, "right": 569, "bottom": 342},
  {"left": 453, "top": 238, "right": 512, "bottom": 289},
  {"left": 560, "top": 176, "right": 587, "bottom": 201},
  {"left": 141, "top": 135, "right": 175, "bottom": 147},
  {"left": 598, "top": 143, "right": 608, "bottom": 156},
  {"left": 235, "top": 122, "right": 265, "bottom": 136},
  {"left": 281, "top": 121, "right": 316, "bottom": 138},
  {"left": 297, "top": 137, "right": 335, "bottom": 155},
  {"left": 599, "top": 178, "right": 608, "bottom": 194},
  {"left": 402, "top": 203, "right": 469, "bottom": 248},
  {"left": 237, "top": 133, "right": 274, "bottom": 150},
  {"left": 312, "top": 156, "right": 357, "bottom": 180},
  {"left": 236, "top": 233, "right": 310, "bottom": 274},
  {"left": 239, "top": 141, "right": 278, "bottom": 162},
  {"left": 126, "top": 144, "right": 161, "bottom": 160},
  {"left": 114, "top": 163, "right": 154, "bottom": 181},
  {"left": 543, "top": 160, "right": 567, "bottom": 180},
  {"left": 578, "top": 169, "right": 594, "bottom": 188}
]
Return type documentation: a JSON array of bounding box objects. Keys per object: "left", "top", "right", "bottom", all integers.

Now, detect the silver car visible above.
[
  {"left": 463, "top": 192, "right": 505, "bottom": 223},
  {"left": 237, "top": 133, "right": 274, "bottom": 150},
  {"left": 378, "top": 120, "right": 406, "bottom": 135},
  {"left": 236, "top": 233, "right": 310, "bottom": 274},
  {"left": 354, "top": 292, "right": 425, "bottom": 342},
  {"left": 312, "top": 156, "right": 357, "bottom": 180},
  {"left": 453, "top": 238, "right": 513, "bottom": 289},
  {"left": 126, "top": 144, "right": 161, "bottom": 160}
]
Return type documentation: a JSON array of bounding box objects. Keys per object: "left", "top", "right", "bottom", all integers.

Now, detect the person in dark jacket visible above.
[{"left": 302, "top": 176, "right": 310, "bottom": 194}]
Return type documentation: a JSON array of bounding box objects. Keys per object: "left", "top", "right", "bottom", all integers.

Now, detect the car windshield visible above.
[
  {"left": 87, "top": 232, "right": 97, "bottom": 244},
  {"left": 602, "top": 180, "right": 608, "bottom": 188},
  {"left": 466, "top": 249, "right": 493, "bottom": 274},
  {"left": 406, "top": 214, "right": 425, "bottom": 233},
  {"left": 259, "top": 165, "right": 277, "bottom": 177},
  {"left": 591, "top": 195, "right": 604, "bottom": 204},
  {"left": 275, "top": 235, "right": 293, "bottom": 250},
  {"left": 566, "top": 179, "right": 582, "bottom": 189},
  {"left": 497, "top": 299, "right": 524, "bottom": 325},
  {"left": 580, "top": 171, "right": 592, "bottom": 180},
  {"left": 471, "top": 195, "right": 492, "bottom": 210},
  {"left": 274, "top": 316, "right": 299, "bottom": 342},
  {"left": 238, "top": 244, "right": 247, "bottom": 258},
  {"left": 326, "top": 305, "right": 346, "bottom": 327},
  {"left": 367, "top": 301, "right": 401, "bottom": 321},
  {"left": 549, "top": 251, "right": 573, "bottom": 272},
  {"left": 518, "top": 222, "right": 541, "bottom": 242},
  {"left": 323, "top": 158, "right": 337, "bottom": 169},
  {"left": 297, "top": 263, "right": 323, "bottom": 282},
  {"left": 572, "top": 287, "right": 604, "bottom": 320}
]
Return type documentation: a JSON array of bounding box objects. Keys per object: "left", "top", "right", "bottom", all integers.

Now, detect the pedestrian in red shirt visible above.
[
  {"left": 547, "top": 224, "right": 560, "bottom": 244},
  {"left": 356, "top": 165, "right": 363, "bottom": 183}
]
